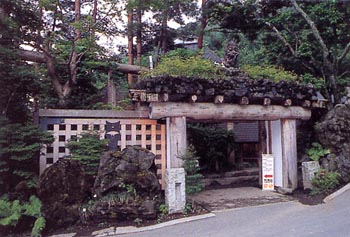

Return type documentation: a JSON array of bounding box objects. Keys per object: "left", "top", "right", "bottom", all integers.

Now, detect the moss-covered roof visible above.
[{"left": 134, "top": 74, "right": 324, "bottom": 107}]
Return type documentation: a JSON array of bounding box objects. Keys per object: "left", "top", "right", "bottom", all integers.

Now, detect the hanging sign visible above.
[
  {"left": 262, "top": 154, "right": 274, "bottom": 191},
  {"left": 105, "top": 121, "right": 121, "bottom": 151}
]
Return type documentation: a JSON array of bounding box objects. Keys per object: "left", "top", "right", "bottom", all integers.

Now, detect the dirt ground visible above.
[
  {"left": 32, "top": 186, "right": 327, "bottom": 237},
  {"left": 188, "top": 186, "right": 295, "bottom": 211}
]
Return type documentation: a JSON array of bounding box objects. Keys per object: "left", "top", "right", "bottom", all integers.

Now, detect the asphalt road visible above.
[{"left": 115, "top": 190, "right": 350, "bottom": 237}]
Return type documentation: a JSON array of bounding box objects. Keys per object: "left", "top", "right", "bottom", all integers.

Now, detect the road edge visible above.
[
  {"left": 323, "top": 183, "right": 350, "bottom": 203},
  {"left": 92, "top": 212, "right": 216, "bottom": 236}
]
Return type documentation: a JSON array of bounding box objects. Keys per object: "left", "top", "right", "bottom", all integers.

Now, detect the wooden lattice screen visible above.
[{"left": 39, "top": 110, "right": 166, "bottom": 188}]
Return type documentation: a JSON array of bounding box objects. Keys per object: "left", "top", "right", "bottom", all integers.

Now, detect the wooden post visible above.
[
  {"left": 166, "top": 117, "right": 187, "bottom": 168},
  {"left": 281, "top": 119, "right": 298, "bottom": 190},
  {"left": 258, "top": 121, "right": 267, "bottom": 186}
]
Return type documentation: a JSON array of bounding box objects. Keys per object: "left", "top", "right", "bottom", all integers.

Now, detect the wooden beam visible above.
[
  {"left": 214, "top": 95, "right": 224, "bottom": 103},
  {"left": 284, "top": 99, "right": 292, "bottom": 107},
  {"left": 240, "top": 96, "right": 249, "bottom": 105},
  {"left": 161, "top": 93, "right": 169, "bottom": 102},
  {"left": 302, "top": 100, "right": 311, "bottom": 108},
  {"left": 150, "top": 103, "right": 312, "bottom": 121},
  {"left": 39, "top": 109, "right": 149, "bottom": 118},
  {"left": 263, "top": 98, "right": 271, "bottom": 106},
  {"left": 189, "top": 95, "right": 198, "bottom": 103},
  {"left": 281, "top": 119, "right": 298, "bottom": 190}
]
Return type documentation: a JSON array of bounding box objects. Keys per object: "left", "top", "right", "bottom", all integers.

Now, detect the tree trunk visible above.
[
  {"left": 127, "top": 6, "right": 134, "bottom": 86},
  {"left": 69, "top": 0, "right": 81, "bottom": 85},
  {"left": 160, "top": 9, "right": 168, "bottom": 54},
  {"left": 136, "top": 7, "right": 142, "bottom": 66},
  {"left": 197, "top": 0, "right": 207, "bottom": 50}
]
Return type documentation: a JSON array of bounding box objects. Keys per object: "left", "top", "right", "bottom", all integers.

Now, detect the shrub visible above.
[
  {"left": 144, "top": 49, "right": 224, "bottom": 79},
  {"left": 306, "top": 142, "right": 330, "bottom": 162},
  {"left": 180, "top": 145, "right": 204, "bottom": 194},
  {"left": 0, "top": 195, "right": 45, "bottom": 237},
  {"left": 242, "top": 64, "right": 298, "bottom": 82},
  {"left": 67, "top": 132, "right": 108, "bottom": 177},
  {"left": 0, "top": 117, "right": 53, "bottom": 194},
  {"left": 311, "top": 169, "right": 340, "bottom": 195}
]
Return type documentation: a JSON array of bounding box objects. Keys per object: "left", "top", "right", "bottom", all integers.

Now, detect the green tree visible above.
[
  {"left": 0, "top": 117, "right": 53, "bottom": 195},
  {"left": 210, "top": 0, "right": 350, "bottom": 105}
]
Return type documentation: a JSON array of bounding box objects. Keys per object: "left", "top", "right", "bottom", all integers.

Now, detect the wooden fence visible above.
[{"left": 38, "top": 109, "right": 166, "bottom": 188}]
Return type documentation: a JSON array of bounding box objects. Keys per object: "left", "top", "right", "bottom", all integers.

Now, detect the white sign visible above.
[{"left": 262, "top": 154, "right": 274, "bottom": 191}]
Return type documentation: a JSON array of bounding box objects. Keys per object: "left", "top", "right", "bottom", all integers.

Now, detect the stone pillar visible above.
[
  {"left": 166, "top": 116, "right": 187, "bottom": 168},
  {"left": 302, "top": 161, "right": 320, "bottom": 190},
  {"left": 281, "top": 119, "right": 298, "bottom": 190},
  {"left": 165, "top": 168, "right": 186, "bottom": 214}
]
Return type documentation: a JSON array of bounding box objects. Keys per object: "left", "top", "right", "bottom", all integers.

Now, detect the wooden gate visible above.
[{"left": 38, "top": 110, "right": 166, "bottom": 188}]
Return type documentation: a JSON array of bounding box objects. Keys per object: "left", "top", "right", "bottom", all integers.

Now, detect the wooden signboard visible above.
[{"left": 262, "top": 154, "right": 274, "bottom": 191}]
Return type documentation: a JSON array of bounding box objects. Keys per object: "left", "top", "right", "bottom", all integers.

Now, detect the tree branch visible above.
[
  {"left": 264, "top": 21, "right": 296, "bottom": 57},
  {"left": 17, "top": 49, "right": 148, "bottom": 74},
  {"left": 338, "top": 70, "right": 350, "bottom": 79},
  {"left": 337, "top": 41, "right": 350, "bottom": 64},
  {"left": 291, "top": 0, "right": 330, "bottom": 61}
]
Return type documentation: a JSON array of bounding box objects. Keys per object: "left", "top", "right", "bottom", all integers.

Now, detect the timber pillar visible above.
[
  {"left": 165, "top": 116, "right": 187, "bottom": 213},
  {"left": 281, "top": 119, "right": 298, "bottom": 190}
]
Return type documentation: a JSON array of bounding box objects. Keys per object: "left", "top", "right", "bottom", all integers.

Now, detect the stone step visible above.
[
  {"left": 204, "top": 168, "right": 259, "bottom": 179},
  {"left": 203, "top": 175, "right": 259, "bottom": 187}
]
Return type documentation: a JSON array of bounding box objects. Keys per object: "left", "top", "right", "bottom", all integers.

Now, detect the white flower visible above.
[
  {"left": 82, "top": 208, "right": 86, "bottom": 212},
  {"left": 93, "top": 194, "right": 97, "bottom": 198}
]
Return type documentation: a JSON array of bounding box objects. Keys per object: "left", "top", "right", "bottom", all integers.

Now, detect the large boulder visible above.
[
  {"left": 90, "top": 146, "right": 161, "bottom": 220},
  {"left": 37, "top": 159, "right": 89, "bottom": 228},
  {"left": 315, "top": 104, "right": 350, "bottom": 182}
]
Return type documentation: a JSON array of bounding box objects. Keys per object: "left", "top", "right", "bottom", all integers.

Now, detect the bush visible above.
[
  {"left": 180, "top": 145, "right": 204, "bottom": 194},
  {"left": 242, "top": 64, "right": 298, "bottom": 82},
  {"left": 145, "top": 49, "right": 224, "bottom": 79},
  {"left": 0, "top": 117, "right": 53, "bottom": 194},
  {"left": 67, "top": 132, "right": 108, "bottom": 177},
  {"left": 306, "top": 142, "right": 330, "bottom": 162},
  {"left": 311, "top": 169, "right": 340, "bottom": 195},
  {"left": 0, "top": 195, "right": 45, "bottom": 237}
]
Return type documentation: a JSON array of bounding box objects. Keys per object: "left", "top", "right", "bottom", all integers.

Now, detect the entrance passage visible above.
[
  {"left": 187, "top": 121, "right": 261, "bottom": 189},
  {"left": 189, "top": 187, "right": 293, "bottom": 211}
]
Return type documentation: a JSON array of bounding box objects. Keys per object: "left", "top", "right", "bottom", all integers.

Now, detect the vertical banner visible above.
[{"left": 262, "top": 154, "right": 274, "bottom": 191}]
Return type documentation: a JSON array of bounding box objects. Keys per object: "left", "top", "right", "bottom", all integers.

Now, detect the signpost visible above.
[
  {"left": 262, "top": 154, "right": 274, "bottom": 191},
  {"left": 105, "top": 121, "right": 121, "bottom": 151}
]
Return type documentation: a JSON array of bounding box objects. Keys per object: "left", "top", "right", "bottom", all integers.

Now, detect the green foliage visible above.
[
  {"left": 0, "top": 198, "right": 22, "bottom": 226},
  {"left": 32, "top": 217, "right": 46, "bottom": 237},
  {"left": 180, "top": 145, "right": 204, "bottom": 194},
  {"left": 133, "top": 217, "right": 143, "bottom": 225},
  {"left": 0, "top": 195, "right": 45, "bottom": 236},
  {"left": 301, "top": 73, "right": 325, "bottom": 90},
  {"left": 188, "top": 124, "right": 235, "bottom": 173},
  {"left": 145, "top": 49, "right": 224, "bottom": 79},
  {"left": 213, "top": 1, "right": 350, "bottom": 102},
  {"left": 119, "top": 182, "right": 137, "bottom": 199},
  {"left": 183, "top": 202, "right": 193, "bottom": 215},
  {"left": 159, "top": 204, "right": 168, "bottom": 216},
  {"left": 0, "top": 0, "right": 41, "bottom": 122},
  {"left": 306, "top": 142, "right": 330, "bottom": 162},
  {"left": 311, "top": 169, "right": 340, "bottom": 195},
  {"left": 0, "top": 117, "right": 53, "bottom": 194},
  {"left": 242, "top": 64, "right": 298, "bottom": 82},
  {"left": 67, "top": 132, "right": 108, "bottom": 176}
]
